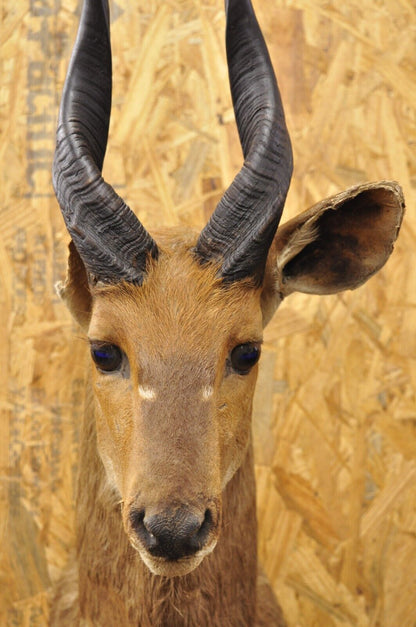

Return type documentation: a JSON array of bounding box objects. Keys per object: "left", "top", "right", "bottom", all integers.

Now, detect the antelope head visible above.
[{"left": 53, "top": 0, "right": 404, "bottom": 577}]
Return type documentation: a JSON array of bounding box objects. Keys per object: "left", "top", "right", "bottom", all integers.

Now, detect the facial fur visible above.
[{"left": 86, "top": 231, "right": 264, "bottom": 575}]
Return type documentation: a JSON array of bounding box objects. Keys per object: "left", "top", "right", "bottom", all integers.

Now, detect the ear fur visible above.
[
  {"left": 262, "top": 181, "right": 404, "bottom": 325},
  {"left": 56, "top": 241, "right": 92, "bottom": 330}
]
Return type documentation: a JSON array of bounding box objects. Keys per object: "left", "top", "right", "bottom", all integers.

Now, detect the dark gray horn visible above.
[
  {"left": 53, "top": 0, "right": 158, "bottom": 285},
  {"left": 195, "top": 0, "right": 293, "bottom": 285}
]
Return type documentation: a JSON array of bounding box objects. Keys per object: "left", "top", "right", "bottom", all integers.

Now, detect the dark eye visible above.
[
  {"left": 230, "top": 343, "right": 261, "bottom": 374},
  {"left": 90, "top": 343, "right": 123, "bottom": 373}
]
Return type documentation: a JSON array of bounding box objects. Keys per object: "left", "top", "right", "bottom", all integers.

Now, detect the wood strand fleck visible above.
[{"left": 1, "top": 0, "right": 415, "bottom": 624}]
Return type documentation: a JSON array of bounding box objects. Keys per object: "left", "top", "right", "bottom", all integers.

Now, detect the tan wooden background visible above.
[{"left": 1, "top": 0, "right": 415, "bottom": 624}]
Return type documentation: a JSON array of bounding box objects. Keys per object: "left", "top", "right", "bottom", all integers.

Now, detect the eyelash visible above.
[
  {"left": 88, "top": 341, "right": 261, "bottom": 377},
  {"left": 228, "top": 342, "right": 262, "bottom": 375},
  {"left": 90, "top": 342, "right": 124, "bottom": 373}
]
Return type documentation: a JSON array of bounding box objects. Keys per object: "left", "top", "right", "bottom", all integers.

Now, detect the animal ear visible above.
[
  {"left": 261, "top": 181, "right": 404, "bottom": 323},
  {"left": 56, "top": 241, "right": 92, "bottom": 330}
]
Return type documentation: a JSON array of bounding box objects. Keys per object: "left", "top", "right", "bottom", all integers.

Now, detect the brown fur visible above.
[
  {"left": 51, "top": 183, "right": 403, "bottom": 625},
  {"left": 52, "top": 388, "right": 265, "bottom": 626},
  {"left": 52, "top": 231, "right": 285, "bottom": 625}
]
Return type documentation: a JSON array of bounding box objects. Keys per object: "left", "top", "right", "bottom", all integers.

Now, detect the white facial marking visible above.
[
  {"left": 138, "top": 385, "right": 156, "bottom": 401},
  {"left": 202, "top": 386, "right": 214, "bottom": 401},
  {"left": 100, "top": 453, "right": 121, "bottom": 494},
  {"left": 222, "top": 459, "right": 240, "bottom": 488}
]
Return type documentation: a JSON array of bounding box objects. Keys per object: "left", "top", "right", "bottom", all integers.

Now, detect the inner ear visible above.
[
  {"left": 260, "top": 181, "right": 404, "bottom": 326},
  {"left": 280, "top": 184, "right": 403, "bottom": 295},
  {"left": 56, "top": 241, "right": 92, "bottom": 330}
]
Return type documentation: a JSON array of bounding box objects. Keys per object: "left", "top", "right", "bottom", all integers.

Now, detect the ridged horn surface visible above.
[
  {"left": 53, "top": 0, "right": 158, "bottom": 285},
  {"left": 195, "top": 0, "right": 293, "bottom": 285}
]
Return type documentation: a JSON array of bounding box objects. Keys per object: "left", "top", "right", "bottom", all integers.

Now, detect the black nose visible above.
[{"left": 130, "top": 507, "right": 214, "bottom": 561}]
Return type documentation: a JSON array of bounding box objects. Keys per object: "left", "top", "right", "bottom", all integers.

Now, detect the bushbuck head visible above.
[{"left": 53, "top": 0, "right": 404, "bottom": 577}]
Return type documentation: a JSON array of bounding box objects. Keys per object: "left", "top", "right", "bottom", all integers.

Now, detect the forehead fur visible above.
[{"left": 89, "top": 231, "right": 263, "bottom": 354}]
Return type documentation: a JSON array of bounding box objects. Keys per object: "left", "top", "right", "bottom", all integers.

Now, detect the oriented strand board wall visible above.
[{"left": 1, "top": 0, "right": 415, "bottom": 625}]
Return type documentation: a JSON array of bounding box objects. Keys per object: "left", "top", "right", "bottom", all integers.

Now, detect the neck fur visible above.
[{"left": 75, "top": 393, "right": 258, "bottom": 626}]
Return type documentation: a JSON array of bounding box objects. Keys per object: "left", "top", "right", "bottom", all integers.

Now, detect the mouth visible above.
[
  {"left": 122, "top": 498, "right": 220, "bottom": 577},
  {"left": 128, "top": 533, "right": 218, "bottom": 577}
]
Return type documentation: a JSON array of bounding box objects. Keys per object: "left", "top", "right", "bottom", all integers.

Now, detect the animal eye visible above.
[
  {"left": 230, "top": 343, "right": 261, "bottom": 374},
  {"left": 90, "top": 343, "right": 123, "bottom": 373}
]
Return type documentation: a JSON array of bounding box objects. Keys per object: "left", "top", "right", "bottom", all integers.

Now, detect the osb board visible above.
[{"left": 0, "top": 0, "right": 415, "bottom": 625}]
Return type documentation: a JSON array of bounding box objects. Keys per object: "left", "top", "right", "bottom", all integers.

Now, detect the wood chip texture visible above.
[{"left": 1, "top": 0, "right": 415, "bottom": 625}]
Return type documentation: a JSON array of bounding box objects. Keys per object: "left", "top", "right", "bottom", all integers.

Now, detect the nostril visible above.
[
  {"left": 129, "top": 509, "right": 158, "bottom": 551},
  {"left": 129, "top": 507, "right": 215, "bottom": 561},
  {"left": 130, "top": 508, "right": 145, "bottom": 534},
  {"left": 202, "top": 508, "right": 213, "bottom": 531},
  {"left": 189, "top": 509, "right": 213, "bottom": 550}
]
